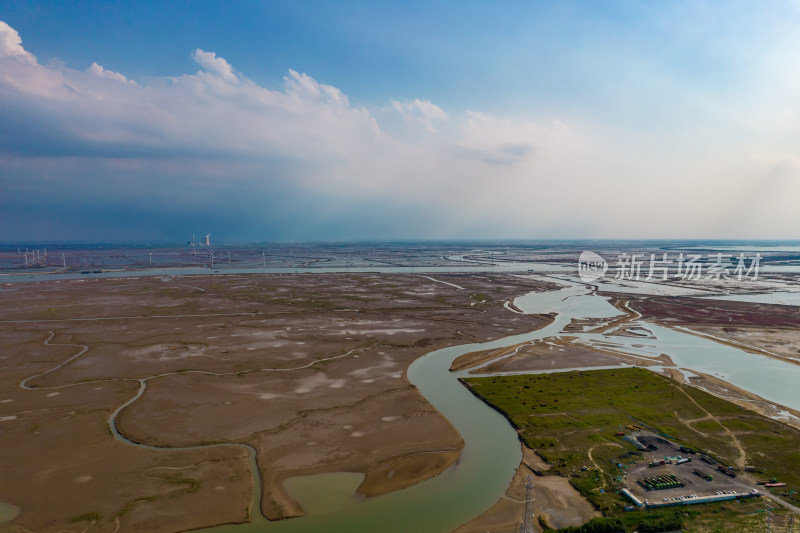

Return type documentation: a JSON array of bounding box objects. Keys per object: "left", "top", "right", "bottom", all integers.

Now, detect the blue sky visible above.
[{"left": 2, "top": 1, "right": 800, "bottom": 241}]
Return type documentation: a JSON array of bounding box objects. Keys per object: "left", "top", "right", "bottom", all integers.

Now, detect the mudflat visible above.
[{"left": 0, "top": 273, "right": 548, "bottom": 532}]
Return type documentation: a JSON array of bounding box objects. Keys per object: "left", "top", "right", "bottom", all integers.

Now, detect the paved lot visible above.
[{"left": 624, "top": 434, "right": 754, "bottom": 503}]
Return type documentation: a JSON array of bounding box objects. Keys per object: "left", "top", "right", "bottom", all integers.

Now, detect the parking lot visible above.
[{"left": 624, "top": 434, "right": 755, "bottom": 503}]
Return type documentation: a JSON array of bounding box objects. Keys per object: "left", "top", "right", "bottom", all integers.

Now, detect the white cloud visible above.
[
  {"left": 191, "top": 48, "right": 238, "bottom": 83},
  {"left": 1, "top": 20, "right": 800, "bottom": 239},
  {"left": 87, "top": 62, "right": 130, "bottom": 83},
  {"left": 0, "top": 21, "right": 35, "bottom": 63},
  {"left": 0, "top": 27, "right": 383, "bottom": 166},
  {"left": 391, "top": 98, "right": 447, "bottom": 131}
]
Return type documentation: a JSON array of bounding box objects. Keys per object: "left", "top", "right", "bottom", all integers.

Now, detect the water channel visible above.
[
  {"left": 204, "top": 281, "right": 800, "bottom": 532},
  {"left": 8, "top": 274, "right": 800, "bottom": 531}
]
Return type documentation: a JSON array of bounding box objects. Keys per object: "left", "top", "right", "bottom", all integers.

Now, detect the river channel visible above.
[
  {"left": 10, "top": 276, "right": 799, "bottom": 532},
  {"left": 198, "top": 280, "right": 800, "bottom": 532}
]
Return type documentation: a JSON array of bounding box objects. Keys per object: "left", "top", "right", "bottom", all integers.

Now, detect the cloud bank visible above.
[{"left": 1, "top": 20, "right": 799, "bottom": 241}]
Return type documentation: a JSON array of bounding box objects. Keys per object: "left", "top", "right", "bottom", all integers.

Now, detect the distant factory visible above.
[{"left": 188, "top": 233, "right": 211, "bottom": 247}]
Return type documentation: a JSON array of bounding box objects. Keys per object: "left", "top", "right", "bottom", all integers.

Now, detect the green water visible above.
[
  {"left": 283, "top": 472, "right": 365, "bottom": 515},
  {"left": 204, "top": 314, "right": 570, "bottom": 533},
  {"left": 107, "top": 282, "right": 800, "bottom": 532}
]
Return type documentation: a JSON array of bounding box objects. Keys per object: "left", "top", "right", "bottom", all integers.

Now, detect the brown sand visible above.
[
  {"left": 687, "top": 325, "right": 800, "bottom": 367},
  {"left": 0, "top": 273, "right": 548, "bottom": 531},
  {"left": 454, "top": 446, "right": 599, "bottom": 533},
  {"left": 450, "top": 341, "right": 531, "bottom": 372},
  {"left": 684, "top": 370, "right": 800, "bottom": 431},
  {"left": 453, "top": 335, "right": 673, "bottom": 375}
]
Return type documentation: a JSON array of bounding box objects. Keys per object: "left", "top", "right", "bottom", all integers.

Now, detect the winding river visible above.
[
  {"left": 12, "top": 278, "right": 800, "bottom": 532},
  {"left": 203, "top": 310, "right": 573, "bottom": 533},
  {"left": 207, "top": 280, "right": 800, "bottom": 533}
]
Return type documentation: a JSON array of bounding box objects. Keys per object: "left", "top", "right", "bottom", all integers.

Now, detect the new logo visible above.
[{"left": 578, "top": 251, "right": 608, "bottom": 283}]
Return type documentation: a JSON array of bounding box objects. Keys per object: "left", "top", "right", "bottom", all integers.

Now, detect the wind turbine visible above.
[
  {"left": 262, "top": 251, "right": 266, "bottom": 267},
  {"left": 149, "top": 251, "right": 152, "bottom": 265},
  {"left": 61, "top": 252, "right": 66, "bottom": 268}
]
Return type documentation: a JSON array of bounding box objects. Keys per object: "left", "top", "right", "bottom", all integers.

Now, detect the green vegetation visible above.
[
  {"left": 465, "top": 367, "right": 800, "bottom": 531},
  {"left": 539, "top": 505, "right": 782, "bottom": 533}
]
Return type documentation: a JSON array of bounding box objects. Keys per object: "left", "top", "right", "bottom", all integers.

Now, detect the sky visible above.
[{"left": 1, "top": 1, "right": 800, "bottom": 242}]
